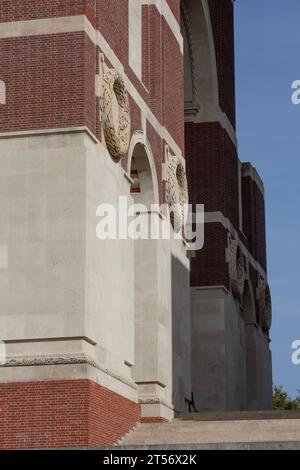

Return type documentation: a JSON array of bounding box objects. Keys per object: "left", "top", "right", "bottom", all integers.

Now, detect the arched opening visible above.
[
  {"left": 129, "top": 143, "right": 155, "bottom": 209},
  {"left": 180, "top": 0, "right": 219, "bottom": 119},
  {"left": 128, "top": 133, "right": 176, "bottom": 420},
  {"left": 128, "top": 138, "right": 162, "bottom": 398}
]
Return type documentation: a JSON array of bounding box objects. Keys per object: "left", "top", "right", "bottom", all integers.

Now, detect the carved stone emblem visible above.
[
  {"left": 257, "top": 279, "right": 272, "bottom": 331},
  {"left": 228, "top": 236, "right": 246, "bottom": 298},
  {"left": 101, "top": 68, "right": 131, "bottom": 161},
  {"left": 166, "top": 153, "right": 189, "bottom": 233}
]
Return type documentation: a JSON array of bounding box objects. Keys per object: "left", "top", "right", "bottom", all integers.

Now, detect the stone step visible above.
[
  {"left": 111, "top": 442, "right": 300, "bottom": 450},
  {"left": 123, "top": 420, "right": 300, "bottom": 433},
  {"left": 123, "top": 420, "right": 300, "bottom": 431},
  {"left": 119, "top": 418, "right": 300, "bottom": 446}
]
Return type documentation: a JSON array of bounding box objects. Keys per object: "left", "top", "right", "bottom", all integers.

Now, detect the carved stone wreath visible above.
[
  {"left": 101, "top": 68, "right": 131, "bottom": 161},
  {"left": 166, "top": 155, "right": 189, "bottom": 233},
  {"left": 228, "top": 237, "right": 246, "bottom": 298},
  {"left": 257, "top": 279, "right": 272, "bottom": 331}
]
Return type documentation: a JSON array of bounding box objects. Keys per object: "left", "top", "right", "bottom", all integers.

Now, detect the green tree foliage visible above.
[{"left": 273, "top": 386, "right": 300, "bottom": 410}]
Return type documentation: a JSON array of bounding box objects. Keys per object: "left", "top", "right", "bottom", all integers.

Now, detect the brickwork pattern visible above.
[
  {"left": 0, "top": 379, "right": 141, "bottom": 449},
  {"left": 166, "top": 0, "right": 181, "bottom": 23},
  {"left": 207, "top": 0, "right": 236, "bottom": 128},
  {"left": 242, "top": 176, "right": 267, "bottom": 272},
  {"left": 0, "top": 0, "right": 96, "bottom": 24},
  {"left": 0, "top": 33, "right": 97, "bottom": 135},
  {"left": 185, "top": 121, "right": 239, "bottom": 226},
  {"left": 0, "top": 0, "right": 185, "bottom": 203}
]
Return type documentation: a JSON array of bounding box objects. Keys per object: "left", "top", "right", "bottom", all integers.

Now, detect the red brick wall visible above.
[
  {"left": 142, "top": 5, "right": 150, "bottom": 90},
  {"left": 0, "top": 33, "right": 98, "bottom": 136},
  {"left": 242, "top": 176, "right": 267, "bottom": 272},
  {"left": 166, "top": 0, "right": 181, "bottom": 23},
  {"left": 0, "top": 0, "right": 96, "bottom": 25},
  {"left": 185, "top": 121, "right": 239, "bottom": 228},
  {"left": 254, "top": 185, "right": 267, "bottom": 272},
  {"left": 147, "top": 120, "right": 164, "bottom": 203},
  {"left": 162, "top": 17, "right": 184, "bottom": 150},
  {"left": 190, "top": 222, "right": 228, "bottom": 288},
  {"left": 186, "top": 119, "right": 267, "bottom": 288},
  {"left": 95, "top": 1, "right": 184, "bottom": 151},
  {"left": 207, "top": 0, "right": 236, "bottom": 128},
  {"left": 0, "top": 1, "right": 184, "bottom": 143},
  {"left": 96, "top": 1, "right": 128, "bottom": 67},
  {"left": 0, "top": 379, "right": 141, "bottom": 449},
  {"left": 184, "top": 0, "right": 239, "bottom": 290},
  {"left": 148, "top": 6, "right": 163, "bottom": 123},
  {"left": 0, "top": 1, "right": 184, "bottom": 202}
]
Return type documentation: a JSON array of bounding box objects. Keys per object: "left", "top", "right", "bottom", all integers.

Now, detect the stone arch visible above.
[
  {"left": 127, "top": 131, "right": 159, "bottom": 206},
  {"left": 180, "top": 0, "right": 219, "bottom": 117},
  {"left": 128, "top": 132, "right": 170, "bottom": 416}
]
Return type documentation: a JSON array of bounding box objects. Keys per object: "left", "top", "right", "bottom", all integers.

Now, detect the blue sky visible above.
[{"left": 235, "top": 0, "right": 300, "bottom": 397}]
